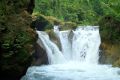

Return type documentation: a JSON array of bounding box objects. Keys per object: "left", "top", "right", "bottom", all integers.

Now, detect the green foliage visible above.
[
  {"left": 34, "top": 0, "right": 120, "bottom": 26},
  {"left": 34, "top": 0, "right": 120, "bottom": 44},
  {"left": 34, "top": 0, "right": 98, "bottom": 24},
  {"left": 99, "top": 15, "right": 120, "bottom": 43}
]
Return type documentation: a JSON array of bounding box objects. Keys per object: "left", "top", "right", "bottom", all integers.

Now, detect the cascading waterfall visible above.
[
  {"left": 22, "top": 26, "right": 120, "bottom": 80},
  {"left": 37, "top": 31, "right": 66, "bottom": 64},
  {"left": 37, "top": 26, "right": 101, "bottom": 64},
  {"left": 53, "top": 26, "right": 101, "bottom": 64}
]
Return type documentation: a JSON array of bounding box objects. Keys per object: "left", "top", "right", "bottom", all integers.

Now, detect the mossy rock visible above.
[
  {"left": 60, "top": 21, "right": 77, "bottom": 30},
  {"left": 32, "top": 13, "right": 78, "bottom": 31},
  {"left": 31, "top": 14, "right": 53, "bottom": 31},
  {"left": 0, "top": 0, "right": 36, "bottom": 80},
  {"left": 99, "top": 15, "right": 120, "bottom": 67}
]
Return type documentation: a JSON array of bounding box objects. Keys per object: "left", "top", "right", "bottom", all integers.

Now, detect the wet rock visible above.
[{"left": 32, "top": 43, "right": 48, "bottom": 65}]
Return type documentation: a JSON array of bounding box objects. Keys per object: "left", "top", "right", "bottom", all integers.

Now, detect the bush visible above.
[{"left": 99, "top": 15, "right": 120, "bottom": 43}]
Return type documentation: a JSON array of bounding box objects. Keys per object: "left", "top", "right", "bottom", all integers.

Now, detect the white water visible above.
[{"left": 22, "top": 26, "right": 120, "bottom": 80}]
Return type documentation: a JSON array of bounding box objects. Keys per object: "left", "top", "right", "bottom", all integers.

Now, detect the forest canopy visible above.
[{"left": 34, "top": 0, "right": 120, "bottom": 25}]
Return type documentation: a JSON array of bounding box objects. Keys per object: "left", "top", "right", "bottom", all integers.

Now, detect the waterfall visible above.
[
  {"left": 37, "top": 31, "right": 66, "bottom": 64},
  {"left": 37, "top": 26, "right": 101, "bottom": 64},
  {"left": 22, "top": 26, "right": 120, "bottom": 80}
]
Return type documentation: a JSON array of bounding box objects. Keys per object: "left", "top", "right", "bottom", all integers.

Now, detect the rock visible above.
[
  {"left": 99, "top": 42, "right": 120, "bottom": 66},
  {"left": 68, "top": 30, "right": 74, "bottom": 44},
  {"left": 31, "top": 14, "right": 53, "bottom": 31},
  {"left": 32, "top": 43, "right": 48, "bottom": 66},
  {"left": 0, "top": 0, "right": 36, "bottom": 80}
]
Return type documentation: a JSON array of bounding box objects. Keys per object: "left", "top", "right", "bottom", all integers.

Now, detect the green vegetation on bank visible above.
[{"left": 34, "top": 0, "right": 120, "bottom": 43}]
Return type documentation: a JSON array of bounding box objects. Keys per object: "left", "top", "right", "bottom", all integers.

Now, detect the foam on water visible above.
[{"left": 22, "top": 62, "right": 120, "bottom": 80}]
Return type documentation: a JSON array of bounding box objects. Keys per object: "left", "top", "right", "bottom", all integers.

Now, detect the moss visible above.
[{"left": 61, "top": 21, "right": 77, "bottom": 30}]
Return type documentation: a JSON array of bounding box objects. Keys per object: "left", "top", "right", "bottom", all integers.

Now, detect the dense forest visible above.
[{"left": 34, "top": 0, "right": 120, "bottom": 25}]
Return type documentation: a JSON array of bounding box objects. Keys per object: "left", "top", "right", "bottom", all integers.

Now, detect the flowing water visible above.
[{"left": 22, "top": 26, "right": 120, "bottom": 80}]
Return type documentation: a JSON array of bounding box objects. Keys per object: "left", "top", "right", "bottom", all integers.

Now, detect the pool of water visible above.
[{"left": 22, "top": 62, "right": 120, "bottom": 80}]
